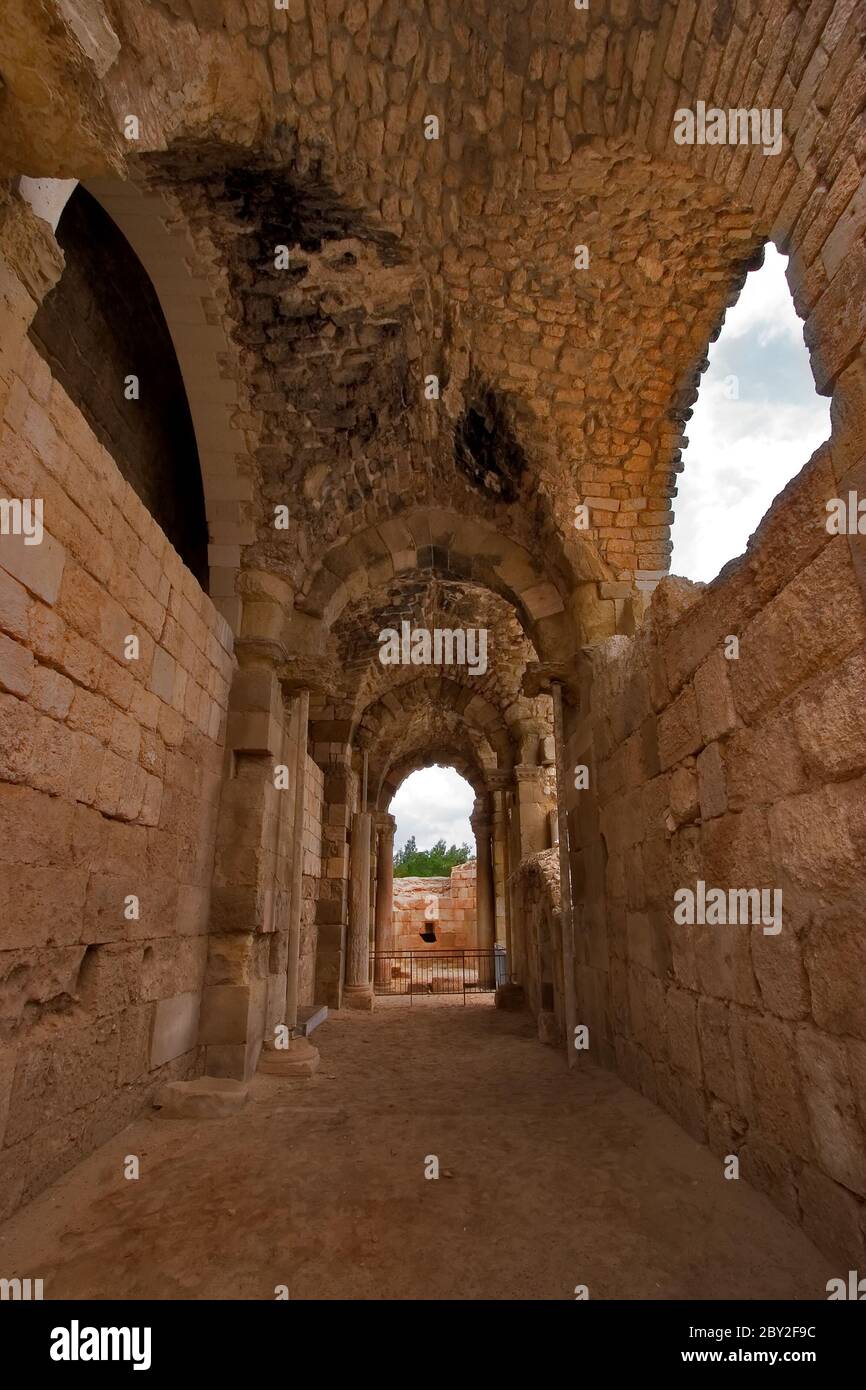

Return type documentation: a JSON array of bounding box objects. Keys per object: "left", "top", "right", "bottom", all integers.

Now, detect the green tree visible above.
[{"left": 393, "top": 836, "right": 472, "bottom": 878}]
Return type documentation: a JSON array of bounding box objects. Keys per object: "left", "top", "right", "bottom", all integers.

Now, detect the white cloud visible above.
[
  {"left": 390, "top": 765, "right": 475, "bottom": 852},
  {"left": 671, "top": 244, "right": 831, "bottom": 583},
  {"left": 716, "top": 243, "right": 803, "bottom": 347}
]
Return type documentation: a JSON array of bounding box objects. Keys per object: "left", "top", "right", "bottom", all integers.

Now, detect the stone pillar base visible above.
[
  {"left": 343, "top": 984, "right": 375, "bottom": 1011},
  {"left": 154, "top": 1077, "right": 249, "bottom": 1119},
  {"left": 258, "top": 1036, "right": 320, "bottom": 1078},
  {"left": 494, "top": 982, "right": 525, "bottom": 1011}
]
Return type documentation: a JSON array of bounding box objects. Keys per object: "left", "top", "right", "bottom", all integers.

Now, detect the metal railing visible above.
[{"left": 372, "top": 948, "right": 506, "bottom": 1002}]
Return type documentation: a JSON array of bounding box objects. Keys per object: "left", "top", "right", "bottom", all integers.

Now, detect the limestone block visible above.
[
  {"left": 664, "top": 986, "right": 702, "bottom": 1083},
  {"left": 739, "top": 1133, "right": 801, "bottom": 1224},
  {"left": 796, "top": 1024, "right": 866, "bottom": 1196},
  {"left": 694, "top": 923, "right": 759, "bottom": 1009},
  {"left": 804, "top": 911, "right": 866, "bottom": 1040},
  {"left": 804, "top": 238, "right": 866, "bottom": 393},
  {"left": 655, "top": 1062, "right": 707, "bottom": 1145},
  {"left": 150, "top": 990, "right": 202, "bottom": 1069},
  {"left": 693, "top": 648, "right": 738, "bottom": 743},
  {"left": 0, "top": 690, "right": 36, "bottom": 780},
  {"left": 141, "top": 936, "right": 206, "bottom": 1003},
  {"left": 0, "top": 564, "right": 29, "bottom": 641},
  {"left": 669, "top": 764, "right": 698, "bottom": 824},
  {"left": 5, "top": 1018, "right": 119, "bottom": 1145},
  {"left": 746, "top": 1015, "right": 813, "bottom": 1160},
  {"left": 724, "top": 711, "right": 807, "bottom": 810},
  {"left": 197, "top": 982, "right": 252, "bottom": 1047},
  {"left": 751, "top": 925, "right": 810, "bottom": 1021},
  {"left": 731, "top": 540, "right": 866, "bottom": 723},
  {"left": 657, "top": 683, "right": 701, "bottom": 769},
  {"left": 769, "top": 780, "right": 865, "bottom": 900},
  {"left": 118, "top": 1003, "right": 153, "bottom": 1085},
  {"left": 0, "top": 629, "right": 34, "bottom": 696},
  {"left": 697, "top": 741, "right": 727, "bottom": 820},
  {"left": 0, "top": 864, "right": 86, "bottom": 947},
  {"left": 697, "top": 997, "right": 736, "bottom": 1108},
  {"left": 797, "top": 1164, "right": 866, "bottom": 1268},
  {"left": 0, "top": 529, "right": 66, "bottom": 605},
  {"left": 701, "top": 806, "right": 774, "bottom": 888},
  {"left": 745, "top": 448, "right": 838, "bottom": 605},
  {"left": 792, "top": 647, "right": 866, "bottom": 778}
]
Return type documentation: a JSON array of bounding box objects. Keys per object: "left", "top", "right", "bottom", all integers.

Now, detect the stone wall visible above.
[
  {"left": 0, "top": 325, "right": 234, "bottom": 1218},
  {"left": 559, "top": 442, "right": 866, "bottom": 1265},
  {"left": 392, "top": 861, "right": 477, "bottom": 951}
]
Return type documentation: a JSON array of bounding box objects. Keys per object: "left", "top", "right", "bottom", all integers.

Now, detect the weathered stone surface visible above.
[
  {"left": 150, "top": 991, "right": 202, "bottom": 1069},
  {"left": 154, "top": 1076, "right": 248, "bottom": 1118},
  {"left": 693, "top": 649, "right": 738, "bottom": 744},
  {"left": 798, "top": 1165, "right": 866, "bottom": 1269},
  {"left": 805, "top": 913, "right": 866, "bottom": 1041},
  {"left": 696, "top": 741, "right": 726, "bottom": 820},
  {"left": 746, "top": 1016, "right": 813, "bottom": 1162},
  {"left": 796, "top": 1025, "right": 866, "bottom": 1196},
  {"left": 0, "top": 0, "right": 863, "bottom": 1275},
  {"left": 657, "top": 684, "right": 701, "bottom": 770},
  {"left": 258, "top": 1036, "right": 320, "bottom": 1077}
]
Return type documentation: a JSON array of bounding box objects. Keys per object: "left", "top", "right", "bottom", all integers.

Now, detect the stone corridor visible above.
[
  {"left": 1, "top": 0, "right": 865, "bottom": 1298},
  {"left": 0, "top": 1000, "right": 834, "bottom": 1301}
]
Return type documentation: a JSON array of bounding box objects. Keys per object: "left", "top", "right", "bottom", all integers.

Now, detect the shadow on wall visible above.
[{"left": 29, "top": 186, "right": 209, "bottom": 586}]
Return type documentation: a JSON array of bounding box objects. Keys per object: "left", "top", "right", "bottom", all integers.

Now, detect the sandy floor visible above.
[{"left": 0, "top": 998, "right": 834, "bottom": 1300}]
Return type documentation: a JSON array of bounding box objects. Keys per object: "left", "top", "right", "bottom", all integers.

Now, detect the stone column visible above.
[
  {"left": 200, "top": 656, "right": 288, "bottom": 1080},
  {"left": 373, "top": 812, "right": 396, "bottom": 985},
  {"left": 259, "top": 685, "right": 320, "bottom": 1077},
  {"left": 313, "top": 759, "right": 352, "bottom": 1010},
  {"left": 491, "top": 782, "right": 511, "bottom": 951},
  {"left": 471, "top": 802, "right": 495, "bottom": 986},
  {"left": 345, "top": 807, "right": 374, "bottom": 1009},
  {"left": 551, "top": 680, "right": 578, "bottom": 1069},
  {"left": 514, "top": 764, "right": 550, "bottom": 855}
]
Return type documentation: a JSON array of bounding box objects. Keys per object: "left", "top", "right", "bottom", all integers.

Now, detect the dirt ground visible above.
[{"left": 0, "top": 998, "right": 834, "bottom": 1300}]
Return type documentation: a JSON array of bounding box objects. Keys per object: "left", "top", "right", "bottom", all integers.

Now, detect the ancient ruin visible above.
[{"left": 0, "top": 0, "right": 864, "bottom": 1308}]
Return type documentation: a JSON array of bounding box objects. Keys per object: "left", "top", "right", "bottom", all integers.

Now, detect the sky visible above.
[
  {"left": 392, "top": 248, "right": 829, "bottom": 845},
  {"left": 670, "top": 243, "right": 831, "bottom": 582},
  {"left": 390, "top": 765, "right": 475, "bottom": 853}
]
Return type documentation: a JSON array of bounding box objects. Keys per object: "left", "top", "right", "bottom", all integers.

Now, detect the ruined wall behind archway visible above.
[{"left": 392, "top": 863, "right": 477, "bottom": 952}]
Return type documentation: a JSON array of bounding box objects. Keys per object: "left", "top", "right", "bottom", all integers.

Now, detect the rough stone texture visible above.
[
  {"left": 391, "top": 862, "right": 476, "bottom": 950},
  {"left": 0, "top": 312, "right": 232, "bottom": 1211},
  {"left": 557, "top": 451, "right": 866, "bottom": 1266},
  {"left": 0, "top": 0, "right": 864, "bottom": 1273},
  {"left": 154, "top": 1076, "right": 248, "bottom": 1118}
]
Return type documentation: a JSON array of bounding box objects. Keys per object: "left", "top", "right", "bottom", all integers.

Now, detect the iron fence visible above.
[{"left": 372, "top": 948, "right": 504, "bottom": 1002}]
